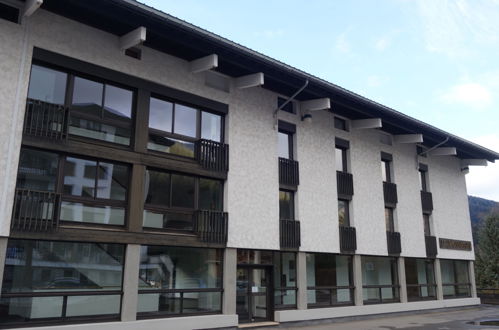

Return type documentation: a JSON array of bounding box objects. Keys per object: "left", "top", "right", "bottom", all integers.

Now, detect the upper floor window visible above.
[
  {"left": 385, "top": 207, "right": 395, "bottom": 232},
  {"left": 338, "top": 199, "right": 350, "bottom": 227},
  {"left": 278, "top": 131, "right": 293, "bottom": 159},
  {"left": 334, "top": 117, "right": 348, "bottom": 131},
  {"left": 277, "top": 97, "right": 294, "bottom": 114},
  {"left": 279, "top": 190, "right": 295, "bottom": 220},
  {"left": 419, "top": 164, "right": 429, "bottom": 192},
  {"left": 335, "top": 138, "right": 349, "bottom": 173},
  {"left": 381, "top": 153, "right": 393, "bottom": 183},
  {"left": 148, "top": 97, "right": 222, "bottom": 158},
  {"left": 423, "top": 214, "right": 431, "bottom": 236}
]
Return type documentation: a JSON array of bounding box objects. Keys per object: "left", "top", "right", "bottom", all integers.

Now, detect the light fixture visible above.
[{"left": 301, "top": 113, "right": 312, "bottom": 124}]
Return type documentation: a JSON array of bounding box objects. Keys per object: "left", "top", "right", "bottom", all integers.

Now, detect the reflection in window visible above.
[
  {"left": 199, "top": 178, "right": 222, "bottom": 211},
  {"left": 278, "top": 131, "right": 291, "bottom": 159},
  {"left": 338, "top": 200, "right": 349, "bottom": 227},
  {"left": 148, "top": 97, "right": 173, "bottom": 132},
  {"left": 385, "top": 208, "right": 395, "bottom": 232},
  {"left": 16, "top": 149, "right": 59, "bottom": 191},
  {"left": 405, "top": 258, "right": 436, "bottom": 301},
  {"left": 201, "top": 112, "right": 221, "bottom": 142},
  {"left": 279, "top": 190, "right": 294, "bottom": 220},
  {"left": 335, "top": 147, "right": 347, "bottom": 172},
  {"left": 361, "top": 256, "right": 399, "bottom": 304},
  {"left": 440, "top": 259, "right": 471, "bottom": 298},
  {"left": 274, "top": 252, "right": 297, "bottom": 309},
  {"left": 27, "top": 65, "right": 67, "bottom": 105},
  {"left": 0, "top": 239, "right": 124, "bottom": 324},
  {"left": 174, "top": 104, "right": 197, "bottom": 137},
  {"left": 171, "top": 174, "right": 195, "bottom": 208}
]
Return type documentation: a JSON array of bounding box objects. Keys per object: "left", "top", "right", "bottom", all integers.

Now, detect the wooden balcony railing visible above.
[
  {"left": 425, "top": 235, "right": 438, "bottom": 258},
  {"left": 195, "top": 139, "right": 229, "bottom": 173},
  {"left": 280, "top": 219, "right": 301, "bottom": 249},
  {"left": 194, "top": 210, "right": 228, "bottom": 244},
  {"left": 23, "top": 98, "right": 68, "bottom": 141},
  {"left": 279, "top": 158, "right": 299, "bottom": 186},
  {"left": 421, "top": 191, "right": 434, "bottom": 214},
  {"left": 11, "top": 189, "right": 60, "bottom": 232},
  {"left": 339, "top": 226, "right": 357, "bottom": 253},
  {"left": 337, "top": 171, "right": 354, "bottom": 197},
  {"left": 386, "top": 231, "right": 401, "bottom": 255},
  {"left": 383, "top": 182, "right": 398, "bottom": 206}
]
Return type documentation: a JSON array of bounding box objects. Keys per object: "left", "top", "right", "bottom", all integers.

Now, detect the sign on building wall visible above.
[{"left": 439, "top": 238, "right": 472, "bottom": 251}]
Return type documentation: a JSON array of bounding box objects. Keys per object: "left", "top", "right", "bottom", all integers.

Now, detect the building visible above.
[{"left": 0, "top": 1, "right": 498, "bottom": 329}]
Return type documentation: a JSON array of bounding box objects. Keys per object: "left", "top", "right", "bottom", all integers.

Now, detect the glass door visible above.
[{"left": 236, "top": 266, "right": 272, "bottom": 323}]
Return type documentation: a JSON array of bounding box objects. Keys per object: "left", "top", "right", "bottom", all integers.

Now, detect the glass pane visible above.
[
  {"left": 182, "top": 292, "right": 221, "bottom": 314},
  {"left": 137, "top": 293, "right": 180, "bottom": 314},
  {"left": 335, "top": 148, "right": 345, "bottom": 172},
  {"left": 338, "top": 200, "right": 348, "bottom": 226},
  {"left": 104, "top": 85, "right": 133, "bottom": 120},
  {"left": 199, "top": 178, "right": 222, "bottom": 211},
  {"left": 143, "top": 210, "right": 193, "bottom": 231},
  {"left": 72, "top": 77, "right": 103, "bottom": 117},
  {"left": 279, "top": 190, "right": 294, "bottom": 220},
  {"left": 201, "top": 112, "right": 221, "bottom": 142},
  {"left": 0, "top": 296, "right": 63, "bottom": 322},
  {"left": 2, "top": 240, "right": 124, "bottom": 293},
  {"left": 148, "top": 135, "right": 195, "bottom": 157},
  {"left": 63, "top": 157, "right": 96, "bottom": 198},
  {"left": 362, "top": 256, "right": 397, "bottom": 286},
  {"left": 16, "top": 149, "right": 59, "bottom": 191},
  {"left": 275, "top": 289, "right": 296, "bottom": 307},
  {"left": 174, "top": 104, "right": 197, "bottom": 137},
  {"left": 96, "top": 162, "right": 128, "bottom": 201},
  {"left": 237, "top": 250, "right": 274, "bottom": 265},
  {"left": 455, "top": 261, "right": 470, "bottom": 283},
  {"left": 60, "top": 202, "right": 125, "bottom": 225},
  {"left": 381, "top": 160, "right": 388, "bottom": 182},
  {"left": 27, "top": 65, "right": 67, "bottom": 105},
  {"left": 274, "top": 252, "right": 296, "bottom": 287},
  {"left": 66, "top": 295, "right": 121, "bottom": 317},
  {"left": 171, "top": 174, "right": 195, "bottom": 208},
  {"left": 278, "top": 132, "right": 290, "bottom": 159},
  {"left": 149, "top": 97, "right": 173, "bottom": 132},
  {"left": 145, "top": 170, "right": 170, "bottom": 206},
  {"left": 385, "top": 208, "right": 394, "bottom": 232},
  {"left": 139, "top": 246, "right": 222, "bottom": 290},
  {"left": 440, "top": 259, "right": 456, "bottom": 285},
  {"left": 69, "top": 117, "right": 131, "bottom": 145}
]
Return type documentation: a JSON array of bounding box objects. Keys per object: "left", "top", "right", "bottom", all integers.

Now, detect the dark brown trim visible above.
[
  {"left": 134, "top": 89, "right": 151, "bottom": 153},
  {"left": 278, "top": 120, "right": 296, "bottom": 134},
  {"left": 128, "top": 164, "right": 146, "bottom": 232}
]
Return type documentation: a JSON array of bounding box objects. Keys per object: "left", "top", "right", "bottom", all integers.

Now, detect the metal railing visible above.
[
  {"left": 337, "top": 171, "right": 354, "bottom": 197},
  {"left": 339, "top": 226, "right": 357, "bottom": 253},
  {"left": 23, "top": 98, "right": 68, "bottom": 141},
  {"left": 280, "top": 219, "right": 301, "bottom": 249},
  {"left": 193, "top": 210, "right": 228, "bottom": 244},
  {"left": 383, "top": 181, "right": 398, "bottom": 205},
  {"left": 477, "top": 288, "right": 499, "bottom": 304},
  {"left": 425, "top": 235, "right": 438, "bottom": 258},
  {"left": 386, "top": 231, "right": 401, "bottom": 254},
  {"left": 279, "top": 158, "right": 300, "bottom": 186},
  {"left": 195, "top": 139, "right": 229, "bottom": 172},
  {"left": 11, "top": 189, "right": 60, "bottom": 232},
  {"left": 421, "top": 190, "right": 434, "bottom": 213}
]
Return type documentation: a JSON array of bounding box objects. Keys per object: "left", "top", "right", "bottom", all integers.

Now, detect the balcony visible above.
[
  {"left": 425, "top": 235, "right": 438, "bottom": 258},
  {"left": 280, "top": 219, "right": 301, "bottom": 249},
  {"left": 339, "top": 226, "right": 357, "bottom": 253},
  {"left": 193, "top": 210, "right": 228, "bottom": 244},
  {"left": 421, "top": 191, "right": 433, "bottom": 214},
  {"left": 279, "top": 158, "right": 299, "bottom": 186},
  {"left": 11, "top": 189, "right": 60, "bottom": 232},
  {"left": 383, "top": 182, "right": 398, "bottom": 206},
  {"left": 195, "top": 139, "right": 229, "bottom": 172},
  {"left": 23, "top": 98, "right": 68, "bottom": 141},
  {"left": 386, "top": 231, "right": 401, "bottom": 255},
  {"left": 337, "top": 171, "right": 354, "bottom": 198}
]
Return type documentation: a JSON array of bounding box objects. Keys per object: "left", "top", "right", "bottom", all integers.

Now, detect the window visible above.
[
  {"left": 385, "top": 208, "right": 395, "bottom": 232},
  {"left": 379, "top": 133, "right": 393, "bottom": 146},
  {"left": 334, "top": 117, "right": 348, "bottom": 131},
  {"left": 0, "top": 3, "right": 19, "bottom": 23},
  {"left": 381, "top": 159, "right": 392, "bottom": 182},
  {"left": 361, "top": 256, "right": 399, "bottom": 304},
  {"left": 419, "top": 166, "right": 428, "bottom": 192},
  {"left": 277, "top": 97, "right": 294, "bottom": 114},
  {"left": 279, "top": 190, "right": 295, "bottom": 220},
  {"left": 138, "top": 245, "right": 223, "bottom": 317},
  {"left": 143, "top": 169, "right": 223, "bottom": 231},
  {"left": 440, "top": 260, "right": 471, "bottom": 298},
  {"left": 338, "top": 200, "right": 350, "bottom": 227},
  {"left": 306, "top": 254, "right": 354, "bottom": 307},
  {"left": 148, "top": 97, "right": 222, "bottom": 157},
  {"left": 0, "top": 239, "right": 124, "bottom": 325},
  {"left": 335, "top": 147, "right": 347, "bottom": 172},
  {"left": 274, "top": 252, "right": 297, "bottom": 309},
  {"left": 278, "top": 131, "right": 293, "bottom": 159},
  {"left": 16, "top": 148, "right": 129, "bottom": 226},
  {"left": 28, "top": 65, "right": 67, "bottom": 105},
  {"left": 423, "top": 214, "right": 431, "bottom": 236},
  {"left": 405, "top": 258, "right": 437, "bottom": 301}
]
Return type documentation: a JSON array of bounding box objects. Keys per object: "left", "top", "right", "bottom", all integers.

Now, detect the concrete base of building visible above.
[
  {"left": 274, "top": 298, "right": 480, "bottom": 323},
  {"left": 21, "top": 314, "right": 238, "bottom": 330}
]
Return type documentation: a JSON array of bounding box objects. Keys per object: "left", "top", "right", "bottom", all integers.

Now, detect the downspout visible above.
[
  {"left": 415, "top": 136, "right": 450, "bottom": 168},
  {"left": 273, "top": 79, "right": 309, "bottom": 129}
]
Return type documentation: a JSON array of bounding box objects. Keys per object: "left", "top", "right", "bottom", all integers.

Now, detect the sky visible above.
[{"left": 143, "top": 0, "right": 499, "bottom": 201}]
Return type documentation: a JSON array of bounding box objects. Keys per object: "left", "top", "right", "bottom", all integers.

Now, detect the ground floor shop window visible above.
[
  {"left": 440, "top": 259, "right": 471, "bottom": 298},
  {"left": 0, "top": 239, "right": 124, "bottom": 326},
  {"left": 137, "top": 245, "right": 223, "bottom": 317},
  {"left": 306, "top": 254, "right": 354, "bottom": 307},
  {"left": 405, "top": 258, "right": 437, "bottom": 301},
  {"left": 362, "top": 256, "right": 399, "bottom": 304}
]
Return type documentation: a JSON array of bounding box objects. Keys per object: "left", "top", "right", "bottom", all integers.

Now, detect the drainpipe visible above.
[
  {"left": 415, "top": 136, "right": 450, "bottom": 169},
  {"left": 273, "top": 80, "right": 309, "bottom": 129}
]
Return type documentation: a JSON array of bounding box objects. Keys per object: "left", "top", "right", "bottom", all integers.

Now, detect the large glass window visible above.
[
  {"left": 27, "top": 65, "right": 67, "bottom": 105},
  {"left": 306, "top": 254, "right": 354, "bottom": 307},
  {"left": 143, "top": 169, "right": 223, "bottom": 231},
  {"left": 137, "top": 245, "right": 223, "bottom": 317},
  {"left": 274, "top": 252, "right": 297, "bottom": 309},
  {"left": 279, "top": 190, "right": 295, "bottom": 220},
  {"left": 405, "top": 258, "right": 436, "bottom": 301},
  {"left": 16, "top": 149, "right": 59, "bottom": 191},
  {"left": 147, "top": 97, "right": 222, "bottom": 157},
  {"left": 362, "top": 256, "right": 399, "bottom": 304},
  {"left": 440, "top": 259, "right": 471, "bottom": 298},
  {"left": 0, "top": 239, "right": 124, "bottom": 325}
]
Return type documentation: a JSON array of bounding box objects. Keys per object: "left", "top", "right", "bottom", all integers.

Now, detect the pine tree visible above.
[{"left": 475, "top": 214, "right": 499, "bottom": 288}]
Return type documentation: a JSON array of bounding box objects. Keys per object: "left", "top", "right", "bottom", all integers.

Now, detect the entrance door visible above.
[{"left": 236, "top": 266, "right": 272, "bottom": 323}]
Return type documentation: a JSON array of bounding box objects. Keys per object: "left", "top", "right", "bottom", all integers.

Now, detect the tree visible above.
[{"left": 475, "top": 214, "right": 499, "bottom": 288}]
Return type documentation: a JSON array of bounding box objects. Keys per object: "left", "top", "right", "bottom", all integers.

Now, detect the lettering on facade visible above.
[{"left": 439, "top": 238, "right": 472, "bottom": 251}]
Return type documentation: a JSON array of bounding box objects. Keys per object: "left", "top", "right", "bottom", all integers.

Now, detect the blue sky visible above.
[{"left": 143, "top": 0, "right": 499, "bottom": 201}]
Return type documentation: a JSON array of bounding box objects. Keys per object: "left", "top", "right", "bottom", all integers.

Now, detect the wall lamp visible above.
[{"left": 301, "top": 113, "right": 313, "bottom": 123}]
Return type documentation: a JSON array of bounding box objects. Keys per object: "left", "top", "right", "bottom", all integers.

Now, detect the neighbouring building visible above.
[{"left": 0, "top": 1, "right": 497, "bottom": 329}]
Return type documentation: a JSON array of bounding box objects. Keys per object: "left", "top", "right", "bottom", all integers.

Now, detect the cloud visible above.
[
  {"left": 466, "top": 134, "right": 499, "bottom": 201},
  {"left": 439, "top": 82, "right": 492, "bottom": 110},
  {"left": 374, "top": 37, "right": 390, "bottom": 51},
  {"left": 335, "top": 32, "right": 350, "bottom": 53},
  {"left": 366, "top": 75, "right": 387, "bottom": 88}
]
